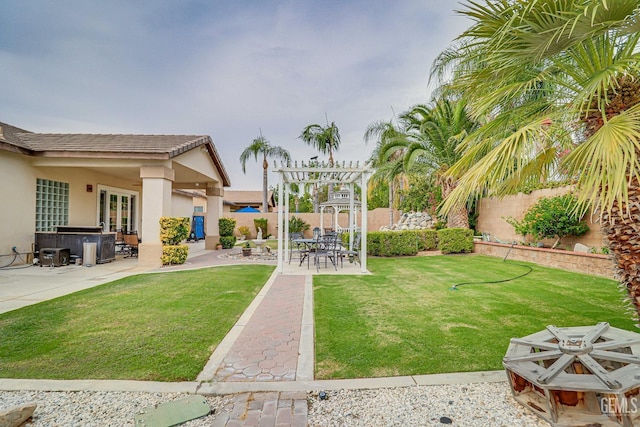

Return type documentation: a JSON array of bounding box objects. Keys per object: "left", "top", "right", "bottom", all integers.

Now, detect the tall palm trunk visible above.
[
  {"left": 440, "top": 175, "right": 469, "bottom": 229},
  {"left": 388, "top": 178, "right": 394, "bottom": 227},
  {"left": 262, "top": 157, "right": 269, "bottom": 213},
  {"left": 584, "top": 77, "right": 640, "bottom": 320},
  {"left": 601, "top": 175, "right": 640, "bottom": 320}
]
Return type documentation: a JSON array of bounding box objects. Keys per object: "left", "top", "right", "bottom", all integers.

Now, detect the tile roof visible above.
[{"left": 0, "top": 121, "right": 231, "bottom": 186}]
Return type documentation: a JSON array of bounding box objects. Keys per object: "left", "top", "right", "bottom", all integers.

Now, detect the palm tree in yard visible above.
[
  {"left": 373, "top": 98, "right": 478, "bottom": 228},
  {"left": 239, "top": 135, "right": 291, "bottom": 213},
  {"left": 364, "top": 119, "right": 407, "bottom": 227},
  {"left": 436, "top": 1, "right": 640, "bottom": 319},
  {"left": 299, "top": 121, "right": 341, "bottom": 166}
]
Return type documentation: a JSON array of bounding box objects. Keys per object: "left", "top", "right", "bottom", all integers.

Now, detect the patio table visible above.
[{"left": 292, "top": 238, "right": 317, "bottom": 268}]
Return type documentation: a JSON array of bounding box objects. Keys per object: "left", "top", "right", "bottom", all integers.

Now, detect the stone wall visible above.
[{"left": 473, "top": 241, "right": 615, "bottom": 278}]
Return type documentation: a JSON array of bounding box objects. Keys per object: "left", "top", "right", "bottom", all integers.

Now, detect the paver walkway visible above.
[
  {"left": 212, "top": 391, "right": 308, "bottom": 427},
  {"left": 212, "top": 274, "right": 306, "bottom": 382}
]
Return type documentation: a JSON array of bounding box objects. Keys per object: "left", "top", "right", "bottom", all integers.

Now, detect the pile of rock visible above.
[{"left": 379, "top": 212, "right": 434, "bottom": 231}]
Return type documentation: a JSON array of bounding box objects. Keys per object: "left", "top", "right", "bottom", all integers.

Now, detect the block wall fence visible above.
[{"left": 475, "top": 187, "right": 606, "bottom": 249}]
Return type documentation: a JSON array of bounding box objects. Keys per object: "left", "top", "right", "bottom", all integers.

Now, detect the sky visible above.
[{"left": 0, "top": 1, "right": 471, "bottom": 190}]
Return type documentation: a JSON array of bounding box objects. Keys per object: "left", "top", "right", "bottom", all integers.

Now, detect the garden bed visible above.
[{"left": 473, "top": 241, "right": 614, "bottom": 278}]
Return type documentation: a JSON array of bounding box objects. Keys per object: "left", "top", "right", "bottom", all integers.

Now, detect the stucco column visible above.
[
  {"left": 205, "top": 186, "right": 223, "bottom": 250},
  {"left": 139, "top": 166, "right": 174, "bottom": 268}
]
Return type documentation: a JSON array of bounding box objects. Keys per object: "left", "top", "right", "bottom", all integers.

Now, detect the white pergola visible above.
[{"left": 275, "top": 160, "right": 372, "bottom": 274}]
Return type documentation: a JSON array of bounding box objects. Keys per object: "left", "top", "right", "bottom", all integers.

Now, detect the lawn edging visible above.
[{"left": 473, "top": 241, "right": 615, "bottom": 278}]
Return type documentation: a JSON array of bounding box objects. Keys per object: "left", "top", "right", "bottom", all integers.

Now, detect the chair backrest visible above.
[
  {"left": 352, "top": 233, "right": 361, "bottom": 249},
  {"left": 123, "top": 232, "right": 139, "bottom": 247},
  {"left": 317, "top": 233, "right": 338, "bottom": 250}
]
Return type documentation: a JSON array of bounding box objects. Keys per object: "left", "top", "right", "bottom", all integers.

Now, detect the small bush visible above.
[
  {"left": 254, "top": 218, "right": 268, "bottom": 236},
  {"left": 238, "top": 225, "right": 251, "bottom": 238},
  {"left": 219, "top": 218, "right": 236, "bottom": 237},
  {"left": 437, "top": 228, "right": 473, "bottom": 254},
  {"left": 161, "top": 244, "right": 189, "bottom": 265},
  {"left": 367, "top": 231, "right": 419, "bottom": 256},
  {"left": 219, "top": 236, "right": 237, "bottom": 249},
  {"left": 289, "top": 216, "right": 310, "bottom": 233},
  {"left": 159, "top": 217, "right": 190, "bottom": 245},
  {"left": 505, "top": 194, "right": 589, "bottom": 249},
  {"left": 416, "top": 230, "right": 438, "bottom": 251}
]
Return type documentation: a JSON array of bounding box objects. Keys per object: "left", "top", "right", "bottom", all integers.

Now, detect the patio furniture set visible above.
[{"left": 289, "top": 228, "right": 361, "bottom": 272}]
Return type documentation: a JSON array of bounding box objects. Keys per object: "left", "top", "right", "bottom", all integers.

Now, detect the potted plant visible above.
[
  {"left": 238, "top": 225, "right": 251, "bottom": 240},
  {"left": 242, "top": 242, "right": 252, "bottom": 257}
]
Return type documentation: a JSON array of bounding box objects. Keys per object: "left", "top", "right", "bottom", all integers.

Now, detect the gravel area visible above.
[
  {"left": 307, "top": 383, "right": 551, "bottom": 427},
  {"left": 0, "top": 391, "right": 231, "bottom": 426},
  {"left": 1, "top": 382, "right": 551, "bottom": 427}
]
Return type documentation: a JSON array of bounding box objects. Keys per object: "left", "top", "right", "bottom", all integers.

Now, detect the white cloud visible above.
[{"left": 0, "top": 0, "right": 471, "bottom": 189}]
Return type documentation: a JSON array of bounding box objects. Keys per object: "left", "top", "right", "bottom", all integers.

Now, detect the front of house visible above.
[{"left": 0, "top": 121, "right": 230, "bottom": 268}]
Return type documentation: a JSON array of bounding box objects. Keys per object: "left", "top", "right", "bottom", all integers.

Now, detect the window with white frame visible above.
[{"left": 35, "top": 178, "right": 69, "bottom": 231}]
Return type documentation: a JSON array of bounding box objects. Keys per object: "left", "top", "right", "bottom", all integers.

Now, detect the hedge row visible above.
[{"left": 366, "top": 229, "right": 472, "bottom": 257}]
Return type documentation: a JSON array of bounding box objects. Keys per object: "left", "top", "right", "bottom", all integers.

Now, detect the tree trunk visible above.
[
  {"left": 440, "top": 176, "right": 469, "bottom": 229},
  {"left": 389, "top": 178, "right": 394, "bottom": 227},
  {"left": 262, "top": 158, "right": 269, "bottom": 213},
  {"left": 601, "top": 175, "right": 640, "bottom": 322}
]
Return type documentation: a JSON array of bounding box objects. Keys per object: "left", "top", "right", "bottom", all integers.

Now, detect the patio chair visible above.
[
  {"left": 123, "top": 231, "right": 140, "bottom": 258},
  {"left": 288, "top": 232, "right": 307, "bottom": 264},
  {"left": 115, "top": 229, "right": 127, "bottom": 254},
  {"left": 339, "top": 233, "right": 361, "bottom": 267},
  {"left": 314, "top": 233, "right": 339, "bottom": 272}
]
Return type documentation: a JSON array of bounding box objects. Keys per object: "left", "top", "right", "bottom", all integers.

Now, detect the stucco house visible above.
[{"left": 0, "top": 121, "right": 230, "bottom": 267}]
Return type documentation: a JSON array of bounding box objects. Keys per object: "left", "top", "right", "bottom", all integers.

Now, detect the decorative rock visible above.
[
  {"left": 0, "top": 402, "right": 36, "bottom": 427},
  {"left": 380, "top": 212, "right": 434, "bottom": 232},
  {"left": 574, "top": 243, "right": 591, "bottom": 253}
]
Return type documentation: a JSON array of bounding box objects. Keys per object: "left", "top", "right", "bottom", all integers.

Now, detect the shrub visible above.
[
  {"left": 159, "top": 217, "right": 190, "bottom": 245},
  {"left": 437, "top": 228, "right": 473, "bottom": 254},
  {"left": 367, "top": 231, "right": 420, "bottom": 256},
  {"left": 219, "top": 236, "right": 237, "bottom": 249},
  {"left": 238, "top": 225, "right": 251, "bottom": 238},
  {"left": 219, "top": 218, "right": 236, "bottom": 237},
  {"left": 505, "top": 194, "right": 589, "bottom": 249},
  {"left": 159, "top": 217, "right": 190, "bottom": 265},
  {"left": 365, "top": 230, "right": 438, "bottom": 256},
  {"left": 254, "top": 218, "right": 268, "bottom": 236},
  {"left": 161, "top": 244, "right": 189, "bottom": 265},
  {"left": 289, "top": 216, "right": 310, "bottom": 234},
  {"left": 416, "top": 230, "right": 438, "bottom": 251}
]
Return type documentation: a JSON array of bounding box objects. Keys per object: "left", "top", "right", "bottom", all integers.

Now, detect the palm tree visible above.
[
  {"left": 377, "top": 98, "right": 479, "bottom": 228},
  {"left": 299, "top": 121, "right": 341, "bottom": 165},
  {"left": 239, "top": 135, "right": 291, "bottom": 213},
  {"left": 364, "top": 120, "right": 407, "bottom": 227},
  {"left": 300, "top": 121, "right": 341, "bottom": 206},
  {"left": 436, "top": 1, "right": 640, "bottom": 318}
]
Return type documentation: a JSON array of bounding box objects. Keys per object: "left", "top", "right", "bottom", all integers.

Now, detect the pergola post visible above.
[
  {"left": 277, "top": 172, "right": 284, "bottom": 273},
  {"left": 284, "top": 183, "right": 290, "bottom": 263},
  {"left": 349, "top": 182, "right": 355, "bottom": 250},
  {"left": 360, "top": 169, "right": 370, "bottom": 273}
]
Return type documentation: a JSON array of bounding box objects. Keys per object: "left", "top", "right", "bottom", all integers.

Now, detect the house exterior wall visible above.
[
  {"left": 0, "top": 152, "right": 141, "bottom": 257},
  {"left": 0, "top": 151, "right": 37, "bottom": 255},
  {"left": 172, "top": 192, "right": 196, "bottom": 218}
]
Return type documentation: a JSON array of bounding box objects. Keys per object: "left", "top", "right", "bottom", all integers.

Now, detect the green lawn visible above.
[
  {"left": 314, "top": 255, "right": 636, "bottom": 379},
  {"left": 0, "top": 265, "right": 274, "bottom": 381}
]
